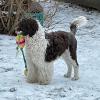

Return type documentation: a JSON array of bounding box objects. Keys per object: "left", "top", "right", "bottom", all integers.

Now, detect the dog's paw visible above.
[
  {"left": 64, "top": 74, "right": 71, "bottom": 78},
  {"left": 26, "top": 78, "right": 37, "bottom": 83},
  {"left": 39, "top": 80, "right": 50, "bottom": 85},
  {"left": 39, "top": 82, "right": 48, "bottom": 85},
  {"left": 71, "top": 76, "right": 79, "bottom": 81}
]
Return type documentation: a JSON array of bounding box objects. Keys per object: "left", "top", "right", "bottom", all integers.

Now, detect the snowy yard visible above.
[{"left": 0, "top": 2, "right": 100, "bottom": 100}]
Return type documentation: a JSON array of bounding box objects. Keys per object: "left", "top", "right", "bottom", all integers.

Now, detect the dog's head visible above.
[{"left": 17, "top": 18, "right": 38, "bottom": 37}]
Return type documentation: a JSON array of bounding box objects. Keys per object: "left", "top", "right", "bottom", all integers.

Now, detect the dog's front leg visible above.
[
  {"left": 37, "top": 63, "right": 53, "bottom": 85},
  {"left": 25, "top": 53, "right": 37, "bottom": 83},
  {"left": 37, "top": 67, "right": 50, "bottom": 85},
  {"left": 26, "top": 66, "right": 37, "bottom": 83}
]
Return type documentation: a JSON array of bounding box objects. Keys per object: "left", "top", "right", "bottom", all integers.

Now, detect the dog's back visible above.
[{"left": 45, "top": 31, "right": 76, "bottom": 62}]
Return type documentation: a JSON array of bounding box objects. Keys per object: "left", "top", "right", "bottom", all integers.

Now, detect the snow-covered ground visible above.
[{"left": 0, "top": 2, "right": 100, "bottom": 100}]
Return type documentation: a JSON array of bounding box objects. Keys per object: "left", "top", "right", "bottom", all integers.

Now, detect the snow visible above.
[{"left": 0, "top": 2, "right": 100, "bottom": 100}]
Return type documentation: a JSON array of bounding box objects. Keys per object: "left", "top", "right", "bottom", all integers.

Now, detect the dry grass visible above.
[
  {"left": 0, "top": 0, "right": 32, "bottom": 35},
  {"left": 0, "top": 0, "right": 59, "bottom": 35}
]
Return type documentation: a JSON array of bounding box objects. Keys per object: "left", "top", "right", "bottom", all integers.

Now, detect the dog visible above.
[{"left": 17, "top": 16, "right": 87, "bottom": 85}]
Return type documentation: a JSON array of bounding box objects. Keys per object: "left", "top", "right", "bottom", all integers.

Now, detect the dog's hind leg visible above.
[
  {"left": 68, "top": 40, "right": 79, "bottom": 80},
  {"left": 64, "top": 60, "right": 72, "bottom": 78},
  {"left": 62, "top": 49, "right": 79, "bottom": 80},
  {"left": 62, "top": 50, "right": 72, "bottom": 78},
  {"left": 71, "top": 58, "right": 79, "bottom": 80},
  {"left": 70, "top": 50, "right": 79, "bottom": 80}
]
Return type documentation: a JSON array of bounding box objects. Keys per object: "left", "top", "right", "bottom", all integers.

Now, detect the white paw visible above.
[
  {"left": 39, "top": 80, "right": 50, "bottom": 85},
  {"left": 64, "top": 73, "right": 71, "bottom": 78},
  {"left": 71, "top": 76, "right": 79, "bottom": 80}
]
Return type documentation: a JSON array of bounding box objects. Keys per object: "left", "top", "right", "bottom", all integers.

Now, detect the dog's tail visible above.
[{"left": 70, "top": 16, "right": 87, "bottom": 35}]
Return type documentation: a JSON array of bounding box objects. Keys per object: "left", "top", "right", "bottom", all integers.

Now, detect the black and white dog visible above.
[{"left": 18, "top": 16, "right": 87, "bottom": 85}]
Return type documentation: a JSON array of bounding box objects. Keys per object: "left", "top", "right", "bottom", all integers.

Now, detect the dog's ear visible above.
[{"left": 18, "top": 18, "right": 38, "bottom": 37}]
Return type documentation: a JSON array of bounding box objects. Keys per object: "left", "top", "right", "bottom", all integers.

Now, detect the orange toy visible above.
[
  {"left": 16, "top": 31, "right": 28, "bottom": 76},
  {"left": 16, "top": 34, "right": 25, "bottom": 49}
]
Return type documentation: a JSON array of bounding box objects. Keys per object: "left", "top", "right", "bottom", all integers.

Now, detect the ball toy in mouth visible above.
[
  {"left": 16, "top": 34, "right": 25, "bottom": 49},
  {"left": 16, "top": 31, "right": 28, "bottom": 76}
]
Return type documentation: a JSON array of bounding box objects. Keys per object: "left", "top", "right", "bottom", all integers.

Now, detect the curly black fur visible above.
[
  {"left": 45, "top": 31, "right": 69, "bottom": 62},
  {"left": 18, "top": 18, "right": 38, "bottom": 37},
  {"left": 45, "top": 31, "right": 78, "bottom": 65}
]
